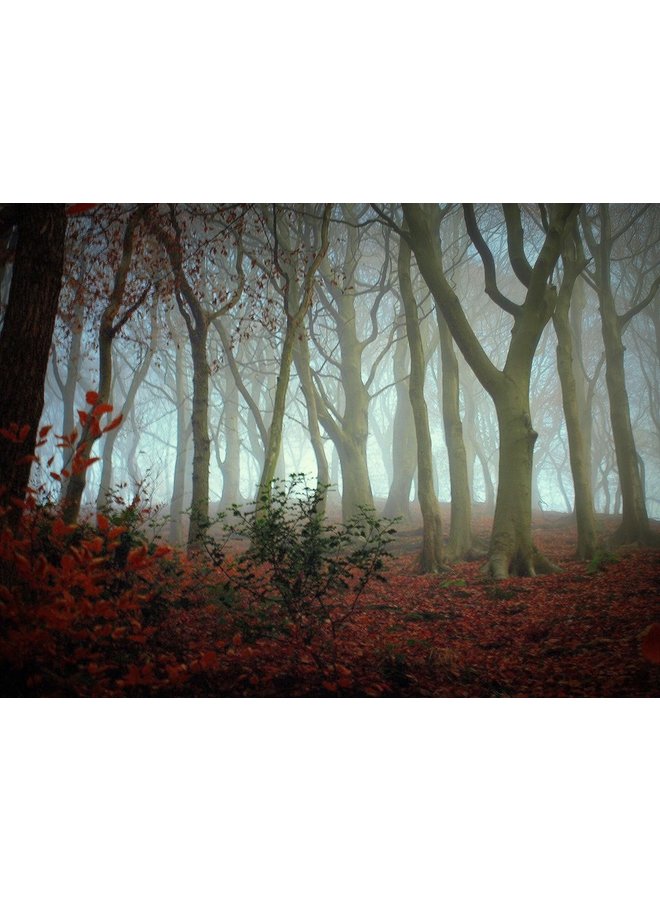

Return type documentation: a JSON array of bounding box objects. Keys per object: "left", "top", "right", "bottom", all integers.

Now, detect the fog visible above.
[{"left": 16, "top": 203, "right": 659, "bottom": 538}]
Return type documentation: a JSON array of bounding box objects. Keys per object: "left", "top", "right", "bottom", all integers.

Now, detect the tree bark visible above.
[
  {"left": 552, "top": 232, "right": 598, "bottom": 559},
  {"left": 398, "top": 238, "right": 444, "bottom": 572},
  {"left": 383, "top": 320, "right": 417, "bottom": 521},
  {"left": 0, "top": 204, "right": 66, "bottom": 532},
  {"left": 436, "top": 305, "right": 473, "bottom": 560},
  {"left": 63, "top": 207, "right": 148, "bottom": 524},
  {"left": 581, "top": 204, "right": 657, "bottom": 546},
  {"left": 403, "top": 202, "right": 576, "bottom": 577}
]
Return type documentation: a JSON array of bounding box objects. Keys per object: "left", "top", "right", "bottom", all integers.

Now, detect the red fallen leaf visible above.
[
  {"left": 85, "top": 390, "right": 100, "bottom": 406},
  {"left": 232, "top": 632, "right": 242, "bottom": 647},
  {"left": 199, "top": 650, "right": 220, "bottom": 671},
  {"left": 50, "top": 471, "right": 61, "bottom": 482},
  {"left": 165, "top": 665, "right": 190, "bottom": 684},
  {"left": 39, "top": 425, "right": 52, "bottom": 438},
  {"left": 641, "top": 623, "right": 660, "bottom": 664}
]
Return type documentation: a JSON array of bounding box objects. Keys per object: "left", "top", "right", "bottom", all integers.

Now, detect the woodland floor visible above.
[
  {"left": 156, "top": 510, "right": 660, "bottom": 697},
  {"left": 2, "top": 509, "right": 659, "bottom": 698}
]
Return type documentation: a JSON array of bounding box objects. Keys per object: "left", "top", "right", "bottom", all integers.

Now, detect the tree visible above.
[
  {"left": 397, "top": 236, "right": 444, "bottom": 571},
  {"left": 580, "top": 204, "right": 660, "bottom": 546},
  {"left": 150, "top": 205, "right": 245, "bottom": 548},
  {"left": 63, "top": 206, "right": 152, "bottom": 524},
  {"left": 0, "top": 204, "right": 67, "bottom": 532},
  {"left": 552, "top": 224, "right": 598, "bottom": 558},
  {"left": 403, "top": 203, "right": 578, "bottom": 577},
  {"left": 255, "top": 204, "right": 331, "bottom": 507}
]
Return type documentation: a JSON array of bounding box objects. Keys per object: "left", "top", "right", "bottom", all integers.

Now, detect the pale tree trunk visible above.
[
  {"left": 50, "top": 298, "right": 85, "bottom": 495},
  {"left": 168, "top": 324, "right": 191, "bottom": 544},
  {"left": 436, "top": 306, "right": 473, "bottom": 560},
  {"left": 293, "top": 326, "right": 329, "bottom": 514},
  {"left": 151, "top": 208, "right": 244, "bottom": 549},
  {"left": 581, "top": 204, "right": 659, "bottom": 546},
  {"left": 0, "top": 204, "right": 66, "bottom": 533},
  {"left": 403, "top": 202, "right": 577, "bottom": 577},
  {"left": 219, "top": 368, "right": 242, "bottom": 508},
  {"left": 552, "top": 230, "right": 598, "bottom": 559},
  {"left": 398, "top": 239, "right": 444, "bottom": 572},
  {"left": 383, "top": 320, "right": 417, "bottom": 521},
  {"left": 96, "top": 305, "right": 159, "bottom": 508},
  {"left": 256, "top": 205, "right": 331, "bottom": 509},
  {"left": 313, "top": 213, "right": 376, "bottom": 521},
  {"left": 64, "top": 207, "right": 149, "bottom": 524}
]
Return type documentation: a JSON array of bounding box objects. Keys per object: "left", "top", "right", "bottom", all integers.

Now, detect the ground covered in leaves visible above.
[{"left": 1, "top": 508, "right": 658, "bottom": 697}]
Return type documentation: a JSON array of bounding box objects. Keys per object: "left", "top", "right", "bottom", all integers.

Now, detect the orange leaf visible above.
[
  {"left": 78, "top": 410, "right": 88, "bottom": 426},
  {"left": 103, "top": 414, "right": 123, "bottom": 433},
  {"left": 85, "top": 536, "right": 104, "bottom": 554},
  {"left": 39, "top": 425, "right": 52, "bottom": 438},
  {"left": 127, "top": 546, "right": 148, "bottom": 568},
  {"left": 52, "top": 518, "right": 76, "bottom": 539},
  {"left": 97, "top": 513, "right": 110, "bottom": 532},
  {"left": 92, "top": 403, "right": 114, "bottom": 417},
  {"left": 85, "top": 390, "right": 100, "bottom": 406},
  {"left": 641, "top": 623, "right": 660, "bottom": 664}
]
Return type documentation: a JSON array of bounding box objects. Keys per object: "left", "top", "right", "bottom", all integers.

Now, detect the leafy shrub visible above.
[{"left": 204, "top": 475, "right": 398, "bottom": 646}]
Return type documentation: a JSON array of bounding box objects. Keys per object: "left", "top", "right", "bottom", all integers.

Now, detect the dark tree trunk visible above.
[{"left": 0, "top": 204, "right": 66, "bottom": 532}]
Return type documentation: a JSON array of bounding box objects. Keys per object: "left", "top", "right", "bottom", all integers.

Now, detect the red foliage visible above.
[
  {"left": 1, "top": 494, "right": 658, "bottom": 696},
  {"left": 641, "top": 623, "right": 660, "bottom": 664}
]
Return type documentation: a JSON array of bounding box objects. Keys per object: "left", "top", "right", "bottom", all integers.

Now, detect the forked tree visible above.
[{"left": 403, "top": 203, "right": 577, "bottom": 578}]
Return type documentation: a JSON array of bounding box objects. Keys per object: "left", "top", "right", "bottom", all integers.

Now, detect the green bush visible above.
[{"left": 204, "top": 475, "right": 398, "bottom": 642}]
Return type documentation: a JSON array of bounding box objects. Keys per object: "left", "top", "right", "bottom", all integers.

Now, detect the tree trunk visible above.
[
  {"left": 293, "top": 327, "right": 329, "bottom": 514},
  {"left": 488, "top": 381, "right": 559, "bottom": 577},
  {"left": 436, "top": 305, "right": 473, "bottom": 560},
  {"left": 383, "top": 321, "right": 417, "bottom": 521},
  {"left": 0, "top": 204, "right": 66, "bottom": 532},
  {"left": 188, "top": 326, "right": 211, "bottom": 544},
  {"left": 581, "top": 204, "right": 656, "bottom": 546},
  {"left": 403, "top": 202, "right": 576, "bottom": 577},
  {"left": 398, "top": 239, "right": 444, "bottom": 572},
  {"left": 219, "top": 368, "right": 242, "bottom": 508},
  {"left": 552, "top": 243, "right": 598, "bottom": 559},
  {"left": 600, "top": 285, "right": 652, "bottom": 543},
  {"left": 256, "top": 205, "right": 331, "bottom": 510}
]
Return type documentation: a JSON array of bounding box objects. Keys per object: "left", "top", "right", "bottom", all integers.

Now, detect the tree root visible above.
[{"left": 485, "top": 546, "right": 561, "bottom": 579}]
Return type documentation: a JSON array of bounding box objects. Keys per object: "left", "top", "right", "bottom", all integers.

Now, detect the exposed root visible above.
[{"left": 486, "top": 546, "right": 561, "bottom": 579}]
